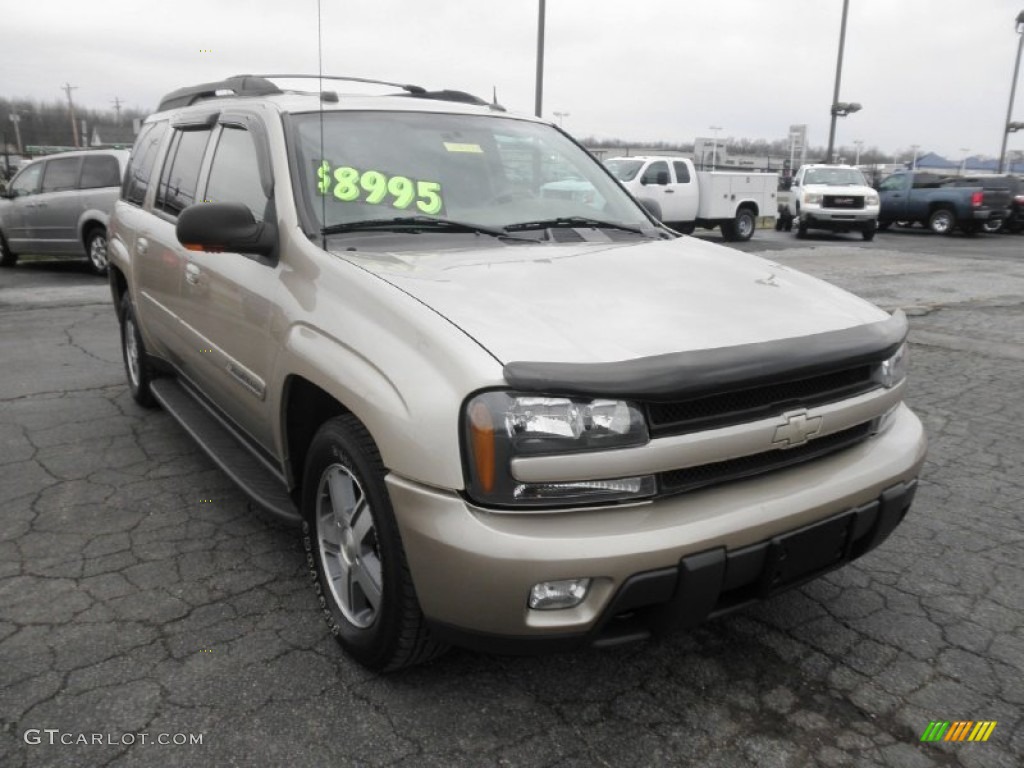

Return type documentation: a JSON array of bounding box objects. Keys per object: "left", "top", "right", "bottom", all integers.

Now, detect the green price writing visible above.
[{"left": 316, "top": 161, "right": 443, "bottom": 215}]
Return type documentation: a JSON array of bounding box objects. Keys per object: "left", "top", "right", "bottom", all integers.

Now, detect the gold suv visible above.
[{"left": 107, "top": 75, "right": 926, "bottom": 670}]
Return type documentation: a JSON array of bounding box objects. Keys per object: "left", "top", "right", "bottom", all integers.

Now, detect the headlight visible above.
[
  {"left": 875, "top": 343, "right": 908, "bottom": 388},
  {"left": 463, "top": 391, "right": 652, "bottom": 508},
  {"left": 866, "top": 193, "right": 880, "bottom": 206},
  {"left": 804, "top": 193, "right": 823, "bottom": 205}
]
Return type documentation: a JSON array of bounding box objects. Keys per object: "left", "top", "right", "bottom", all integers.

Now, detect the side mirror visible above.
[
  {"left": 176, "top": 202, "right": 276, "bottom": 257},
  {"left": 637, "top": 197, "right": 663, "bottom": 221}
]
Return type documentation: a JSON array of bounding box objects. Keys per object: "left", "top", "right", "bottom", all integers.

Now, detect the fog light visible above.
[{"left": 529, "top": 578, "right": 591, "bottom": 610}]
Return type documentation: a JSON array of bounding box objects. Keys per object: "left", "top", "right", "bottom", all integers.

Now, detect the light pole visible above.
[
  {"left": 553, "top": 111, "right": 569, "bottom": 127},
  {"left": 534, "top": 0, "right": 546, "bottom": 118},
  {"left": 999, "top": 11, "right": 1024, "bottom": 172},
  {"left": 910, "top": 143, "right": 920, "bottom": 170},
  {"left": 710, "top": 125, "right": 722, "bottom": 170},
  {"left": 960, "top": 148, "right": 970, "bottom": 175},
  {"left": 853, "top": 139, "right": 863, "bottom": 165},
  {"left": 826, "top": 0, "right": 861, "bottom": 163}
]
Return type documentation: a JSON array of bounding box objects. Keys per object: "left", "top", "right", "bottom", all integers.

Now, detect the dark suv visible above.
[{"left": 0, "top": 148, "right": 129, "bottom": 274}]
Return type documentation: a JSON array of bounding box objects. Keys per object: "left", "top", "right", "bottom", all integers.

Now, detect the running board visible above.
[{"left": 150, "top": 378, "right": 301, "bottom": 524}]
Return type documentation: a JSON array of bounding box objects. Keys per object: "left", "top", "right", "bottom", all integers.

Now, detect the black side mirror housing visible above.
[{"left": 176, "top": 202, "right": 276, "bottom": 257}]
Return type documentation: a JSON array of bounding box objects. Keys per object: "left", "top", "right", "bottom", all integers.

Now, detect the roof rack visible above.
[{"left": 156, "top": 74, "right": 503, "bottom": 113}]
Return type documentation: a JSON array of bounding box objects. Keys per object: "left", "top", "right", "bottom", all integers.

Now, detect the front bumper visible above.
[
  {"left": 387, "top": 405, "right": 926, "bottom": 650},
  {"left": 803, "top": 210, "right": 878, "bottom": 229}
]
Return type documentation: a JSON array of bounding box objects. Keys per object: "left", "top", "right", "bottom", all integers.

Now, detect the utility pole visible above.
[
  {"left": 112, "top": 96, "right": 123, "bottom": 125},
  {"left": 61, "top": 82, "right": 79, "bottom": 148},
  {"left": 910, "top": 144, "right": 920, "bottom": 170},
  {"left": 9, "top": 114, "right": 23, "bottom": 155}
]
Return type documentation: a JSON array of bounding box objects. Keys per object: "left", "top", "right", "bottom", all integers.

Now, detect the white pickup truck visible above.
[{"left": 604, "top": 155, "right": 777, "bottom": 241}]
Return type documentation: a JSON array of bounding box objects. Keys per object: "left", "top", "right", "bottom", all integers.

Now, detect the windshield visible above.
[
  {"left": 803, "top": 168, "right": 867, "bottom": 186},
  {"left": 289, "top": 111, "right": 653, "bottom": 235},
  {"left": 604, "top": 158, "right": 645, "bottom": 182}
]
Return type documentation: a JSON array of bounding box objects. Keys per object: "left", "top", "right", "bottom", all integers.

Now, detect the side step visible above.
[{"left": 150, "top": 378, "right": 301, "bottom": 524}]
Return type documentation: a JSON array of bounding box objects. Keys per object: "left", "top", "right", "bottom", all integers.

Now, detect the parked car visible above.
[
  {"left": 876, "top": 171, "right": 1010, "bottom": 235},
  {"left": 0, "top": 148, "right": 129, "bottom": 274},
  {"left": 604, "top": 156, "right": 777, "bottom": 241},
  {"left": 108, "top": 74, "right": 925, "bottom": 671},
  {"left": 782, "top": 164, "right": 880, "bottom": 240},
  {"left": 943, "top": 175, "right": 1024, "bottom": 234}
]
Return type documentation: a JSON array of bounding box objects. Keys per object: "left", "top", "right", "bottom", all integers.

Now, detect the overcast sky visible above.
[{"left": 5, "top": 0, "right": 1024, "bottom": 160}]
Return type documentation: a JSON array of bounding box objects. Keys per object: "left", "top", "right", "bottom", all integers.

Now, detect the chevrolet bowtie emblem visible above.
[{"left": 772, "top": 410, "right": 823, "bottom": 448}]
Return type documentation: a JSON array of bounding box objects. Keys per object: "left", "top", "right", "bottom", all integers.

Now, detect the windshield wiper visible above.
[
  {"left": 503, "top": 216, "right": 646, "bottom": 234},
  {"left": 321, "top": 216, "right": 526, "bottom": 240}
]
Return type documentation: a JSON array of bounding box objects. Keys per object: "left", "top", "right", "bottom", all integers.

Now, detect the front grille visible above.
[
  {"left": 658, "top": 422, "right": 873, "bottom": 496},
  {"left": 823, "top": 195, "right": 864, "bottom": 209},
  {"left": 645, "top": 365, "right": 876, "bottom": 437}
]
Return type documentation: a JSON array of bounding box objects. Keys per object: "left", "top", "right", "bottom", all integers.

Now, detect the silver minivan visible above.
[{"left": 0, "top": 148, "right": 129, "bottom": 275}]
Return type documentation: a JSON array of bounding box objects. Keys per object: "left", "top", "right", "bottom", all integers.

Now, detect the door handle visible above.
[
  {"left": 665, "top": 189, "right": 675, "bottom": 194},
  {"left": 185, "top": 263, "right": 201, "bottom": 285},
  {"left": 135, "top": 237, "right": 149, "bottom": 256}
]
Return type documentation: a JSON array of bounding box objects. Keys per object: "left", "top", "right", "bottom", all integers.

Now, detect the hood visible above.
[{"left": 336, "top": 237, "right": 888, "bottom": 364}]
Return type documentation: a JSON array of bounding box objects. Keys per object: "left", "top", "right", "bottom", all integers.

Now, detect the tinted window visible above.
[
  {"left": 672, "top": 161, "right": 691, "bottom": 183},
  {"left": 80, "top": 155, "right": 122, "bottom": 189},
  {"left": 10, "top": 163, "right": 43, "bottom": 197},
  {"left": 155, "top": 129, "right": 211, "bottom": 216},
  {"left": 878, "top": 176, "right": 904, "bottom": 192},
  {"left": 41, "top": 157, "right": 83, "bottom": 193},
  {"left": 641, "top": 161, "right": 669, "bottom": 185},
  {"left": 204, "top": 127, "right": 267, "bottom": 222},
  {"left": 123, "top": 121, "right": 169, "bottom": 206}
]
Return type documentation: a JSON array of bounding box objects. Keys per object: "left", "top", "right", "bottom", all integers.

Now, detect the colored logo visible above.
[{"left": 920, "top": 721, "right": 997, "bottom": 742}]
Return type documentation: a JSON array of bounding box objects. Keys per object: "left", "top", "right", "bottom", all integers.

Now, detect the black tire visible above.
[
  {"left": 861, "top": 220, "right": 876, "bottom": 241},
  {"left": 675, "top": 222, "right": 696, "bottom": 235},
  {"left": 981, "top": 219, "right": 1004, "bottom": 234},
  {"left": 85, "top": 227, "right": 109, "bottom": 276},
  {"left": 119, "top": 294, "right": 157, "bottom": 408},
  {"left": 0, "top": 231, "right": 16, "bottom": 267},
  {"left": 731, "top": 208, "right": 756, "bottom": 242},
  {"left": 302, "top": 415, "right": 446, "bottom": 671},
  {"left": 795, "top": 218, "right": 808, "bottom": 239},
  {"left": 928, "top": 207, "right": 956, "bottom": 236}
]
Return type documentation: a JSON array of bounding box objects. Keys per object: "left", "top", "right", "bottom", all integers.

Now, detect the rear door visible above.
[
  {"left": 32, "top": 155, "right": 85, "bottom": 254},
  {"left": 670, "top": 160, "right": 699, "bottom": 222}
]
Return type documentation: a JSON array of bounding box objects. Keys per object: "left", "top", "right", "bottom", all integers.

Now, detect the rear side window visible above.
[
  {"left": 122, "top": 122, "right": 169, "bottom": 206},
  {"left": 79, "top": 155, "right": 122, "bottom": 189},
  {"left": 155, "top": 129, "right": 212, "bottom": 217},
  {"left": 41, "top": 157, "right": 83, "bottom": 193},
  {"left": 672, "top": 161, "right": 691, "bottom": 183},
  {"left": 204, "top": 126, "right": 268, "bottom": 222}
]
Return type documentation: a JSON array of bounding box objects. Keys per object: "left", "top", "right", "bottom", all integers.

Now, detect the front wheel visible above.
[
  {"left": 861, "top": 221, "right": 876, "bottom": 241},
  {"left": 928, "top": 208, "right": 957, "bottom": 236},
  {"left": 85, "top": 228, "right": 109, "bottom": 275},
  {"left": 302, "top": 415, "right": 446, "bottom": 671}
]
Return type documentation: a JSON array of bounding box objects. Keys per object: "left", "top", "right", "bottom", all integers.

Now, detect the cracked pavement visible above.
[{"left": 1, "top": 234, "right": 1022, "bottom": 767}]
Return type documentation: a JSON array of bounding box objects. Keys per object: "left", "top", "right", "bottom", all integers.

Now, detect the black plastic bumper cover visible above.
[{"left": 429, "top": 479, "right": 917, "bottom": 655}]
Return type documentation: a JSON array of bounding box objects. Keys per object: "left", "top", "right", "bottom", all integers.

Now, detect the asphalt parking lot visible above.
[{"left": 1, "top": 229, "right": 1022, "bottom": 767}]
